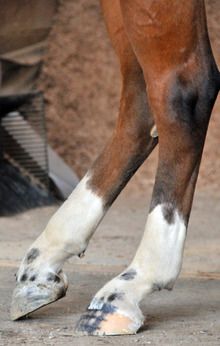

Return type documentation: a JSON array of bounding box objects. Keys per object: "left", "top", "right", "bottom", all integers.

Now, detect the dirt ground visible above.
[
  {"left": 39, "top": 0, "right": 220, "bottom": 192},
  {"left": 0, "top": 189, "right": 220, "bottom": 345},
  {"left": 1, "top": 1, "right": 220, "bottom": 345}
]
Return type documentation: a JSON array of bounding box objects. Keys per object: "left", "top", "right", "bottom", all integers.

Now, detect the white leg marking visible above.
[
  {"left": 17, "top": 173, "right": 104, "bottom": 279},
  {"left": 131, "top": 204, "right": 186, "bottom": 300},
  {"left": 88, "top": 204, "right": 186, "bottom": 324}
]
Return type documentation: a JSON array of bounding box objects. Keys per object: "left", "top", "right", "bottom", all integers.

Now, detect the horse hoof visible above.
[
  {"left": 75, "top": 309, "right": 142, "bottom": 336},
  {"left": 10, "top": 271, "right": 68, "bottom": 321}
]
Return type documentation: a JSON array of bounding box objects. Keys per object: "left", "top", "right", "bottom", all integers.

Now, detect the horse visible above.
[{"left": 11, "top": 0, "right": 220, "bottom": 336}]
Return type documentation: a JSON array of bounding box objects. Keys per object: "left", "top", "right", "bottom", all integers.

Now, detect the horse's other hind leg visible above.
[
  {"left": 11, "top": 0, "right": 157, "bottom": 320},
  {"left": 76, "top": 0, "right": 220, "bottom": 336}
]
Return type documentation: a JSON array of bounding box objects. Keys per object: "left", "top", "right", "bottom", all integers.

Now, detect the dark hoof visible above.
[{"left": 11, "top": 271, "right": 68, "bottom": 320}]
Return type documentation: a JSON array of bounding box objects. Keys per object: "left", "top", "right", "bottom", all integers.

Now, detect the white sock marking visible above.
[
  {"left": 132, "top": 204, "right": 186, "bottom": 299},
  {"left": 88, "top": 203, "right": 186, "bottom": 325},
  {"left": 18, "top": 173, "right": 104, "bottom": 277}
]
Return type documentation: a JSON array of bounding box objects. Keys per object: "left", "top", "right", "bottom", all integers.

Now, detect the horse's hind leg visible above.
[
  {"left": 76, "top": 0, "right": 220, "bottom": 336},
  {"left": 11, "top": 0, "right": 157, "bottom": 320}
]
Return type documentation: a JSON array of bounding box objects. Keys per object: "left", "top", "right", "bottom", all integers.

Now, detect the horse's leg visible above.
[
  {"left": 11, "top": 0, "right": 157, "bottom": 320},
  {"left": 76, "top": 0, "right": 220, "bottom": 336}
]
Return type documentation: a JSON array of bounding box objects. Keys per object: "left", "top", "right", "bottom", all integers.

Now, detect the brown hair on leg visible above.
[{"left": 89, "top": 0, "right": 157, "bottom": 207}]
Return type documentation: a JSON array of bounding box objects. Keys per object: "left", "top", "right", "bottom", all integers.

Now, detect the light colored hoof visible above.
[
  {"left": 75, "top": 309, "right": 142, "bottom": 336},
  {"left": 11, "top": 271, "right": 68, "bottom": 321}
]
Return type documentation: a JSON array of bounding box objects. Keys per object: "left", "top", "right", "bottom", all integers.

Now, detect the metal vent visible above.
[{"left": 1, "top": 92, "right": 49, "bottom": 188}]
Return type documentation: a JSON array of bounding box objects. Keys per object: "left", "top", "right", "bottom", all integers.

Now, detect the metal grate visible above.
[{"left": 1, "top": 92, "right": 49, "bottom": 189}]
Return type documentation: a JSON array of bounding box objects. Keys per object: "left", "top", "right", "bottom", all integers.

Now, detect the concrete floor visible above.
[{"left": 0, "top": 187, "right": 220, "bottom": 345}]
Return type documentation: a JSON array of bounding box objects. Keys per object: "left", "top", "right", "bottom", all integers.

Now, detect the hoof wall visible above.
[
  {"left": 75, "top": 310, "right": 138, "bottom": 336},
  {"left": 11, "top": 273, "right": 67, "bottom": 320}
]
